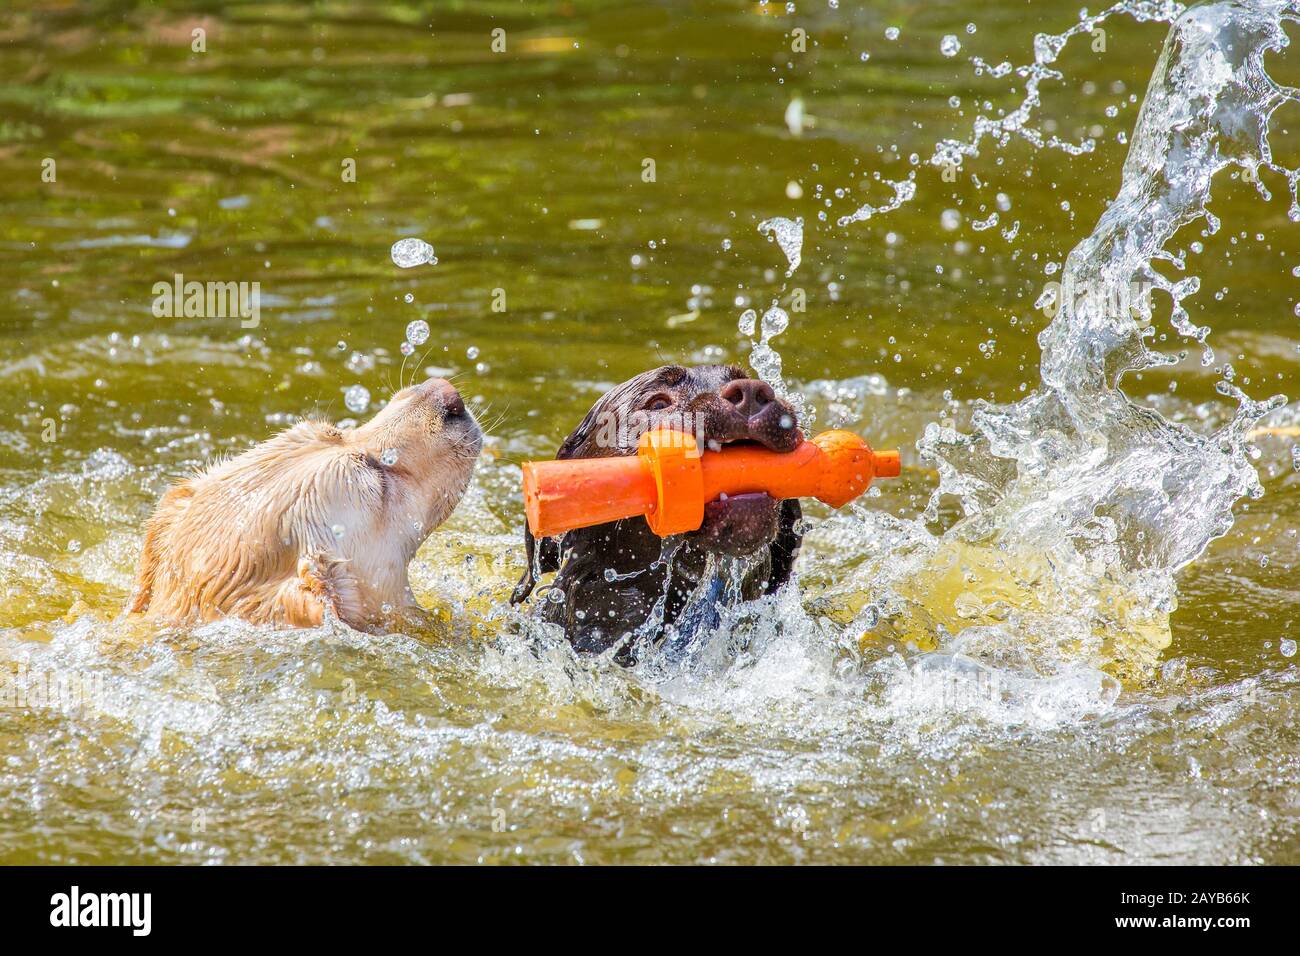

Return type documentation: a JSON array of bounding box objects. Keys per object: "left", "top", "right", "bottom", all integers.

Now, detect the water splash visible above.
[
  {"left": 840, "top": 0, "right": 1190, "bottom": 228},
  {"left": 741, "top": 302, "right": 813, "bottom": 423},
  {"left": 869, "top": 0, "right": 1297, "bottom": 677},
  {"left": 837, "top": 177, "right": 916, "bottom": 227},
  {"left": 757, "top": 216, "right": 804, "bottom": 275}
]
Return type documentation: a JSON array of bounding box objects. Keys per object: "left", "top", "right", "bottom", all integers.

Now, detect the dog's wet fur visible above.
[
  {"left": 130, "top": 377, "right": 481, "bottom": 631},
  {"left": 512, "top": 364, "right": 802, "bottom": 659}
]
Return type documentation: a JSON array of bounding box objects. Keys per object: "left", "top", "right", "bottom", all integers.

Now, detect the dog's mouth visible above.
[
  {"left": 691, "top": 490, "right": 781, "bottom": 557},
  {"left": 703, "top": 436, "right": 761, "bottom": 452},
  {"left": 689, "top": 420, "right": 797, "bottom": 556},
  {"left": 702, "top": 401, "right": 803, "bottom": 453}
]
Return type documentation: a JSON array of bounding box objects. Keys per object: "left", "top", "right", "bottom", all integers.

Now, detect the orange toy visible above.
[{"left": 522, "top": 428, "right": 900, "bottom": 538}]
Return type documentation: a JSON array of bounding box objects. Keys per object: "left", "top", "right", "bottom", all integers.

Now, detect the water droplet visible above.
[
  {"left": 405, "top": 319, "right": 430, "bottom": 345},
  {"left": 885, "top": 26, "right": 900, "bottom": 40},
  {"left": 332, "top": 524, "right": 346, "bottom": 539},
  {"left": 1282, "top": 638, "right": 1297, "bottom": 658},
  {"left": 761, "top": 305, "right": 789, "bottom": 339},
  {"left": 940, "top": 35, "right": 961, "bottom": 57},
  {"left": 344, "top": 384, "right": 370, "bottom": 413},
  {"left": 466, "top": 345, "right": 480, "bottom": 359},
  {"left": 390, "top": 237, "right": 438, "bottom": 268},
  {"left": 403, "top": 292, "right": 414, "bottom": 304},
  {"left": 757, "top": 216, "right": 803, "bottom": 274},
  {"left": 603, "top": 568, "right": 617, "bottom": 582},
  {"left": 940, "top": 208, "right": 961, "bottom": 231},
  {"left": 381, "top": 448, "right": 399, "bottom": 466}
]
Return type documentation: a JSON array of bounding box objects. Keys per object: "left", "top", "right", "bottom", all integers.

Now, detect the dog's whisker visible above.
[
  {"left": 410, "top": 342, "right": 440, "bottom": 390},
  {"left": 398, "top": 355, "right": 409, "bottom": 393}
]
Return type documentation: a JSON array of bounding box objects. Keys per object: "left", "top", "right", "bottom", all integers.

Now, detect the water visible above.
[
  {"left": 390, "top": 238, "right": 438, "bottom": 269},
  {"left": 1, "top": 0, "right": 1298, "bottom": 864},
  {"left": 343, "top": 384, "right": 371, "bottom": 414},
  {"left": 405, "top": 320, "right": 430, "bottom": 347},
  {"left": 757, "top": 216, "right": 804, "bottom": 275},
  {"left": 830, "top": 0, "right": 1300, "bottom": 686}
]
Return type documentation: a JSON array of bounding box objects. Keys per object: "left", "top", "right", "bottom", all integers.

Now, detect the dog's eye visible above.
[{"left": 642, "top": 394, "right": 673, "bottom": 411}]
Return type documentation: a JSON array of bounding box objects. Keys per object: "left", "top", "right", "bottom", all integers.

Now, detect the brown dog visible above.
[
  {"left": 511, "top": 364, "right": 802, "bottom": 660},
  {"left": 130, "top": 377, "right": 481, "bottom": 630}
]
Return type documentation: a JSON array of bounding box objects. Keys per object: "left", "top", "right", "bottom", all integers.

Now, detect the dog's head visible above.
[
  {"left": 349, "top": 376, "right": 483, "bottom": 538},
  {"left": 555, "top": 363, "right": 802, "bottom": 459},
  {"left": 130, "top": 376, "right": 483, "bottom": 628},
  {"left": 512, "top": 365, "right": 803, "bottom": 605}
]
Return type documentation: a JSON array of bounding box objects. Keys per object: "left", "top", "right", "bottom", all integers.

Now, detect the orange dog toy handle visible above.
[{"left": 522, "top": 429, "right": 900, "bottom": 538}]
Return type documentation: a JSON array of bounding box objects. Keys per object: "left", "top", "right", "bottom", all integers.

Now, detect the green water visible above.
[{"left": 0, "top": 0, "right": 1297, "bottom": 864}]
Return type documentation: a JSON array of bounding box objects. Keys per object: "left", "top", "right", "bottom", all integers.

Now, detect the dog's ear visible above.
[
  {"left": 511, "top": 524, "right": 561, "bottom": 604},
  {"left": 557, "top": 369, "right": 672, "bottom": 460},
  {"left": 764, "top": 499, "right": 802, "bottom": 594}
]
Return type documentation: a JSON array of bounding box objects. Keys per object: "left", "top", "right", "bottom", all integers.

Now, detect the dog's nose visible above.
[
  {"left": 424, "top": 377, "right": 466, "bottom": 418},
  {"left": 719, "top": 378, "right": 776, "bottom": 420}
]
